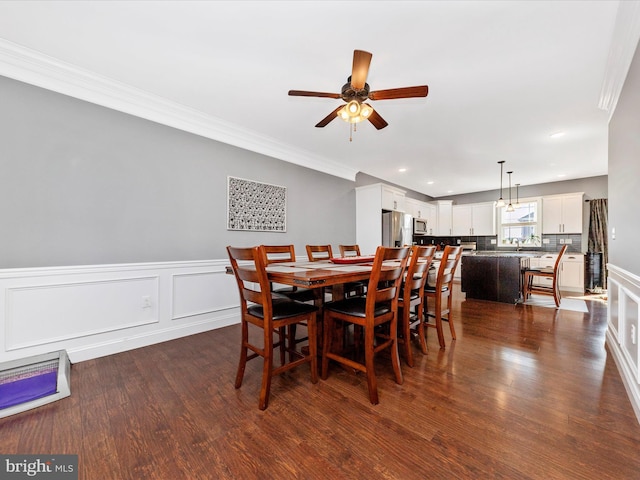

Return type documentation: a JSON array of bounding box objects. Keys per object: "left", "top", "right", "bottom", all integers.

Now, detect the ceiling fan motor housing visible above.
[{"left": 342, "top": 77, "right": 370, "bottom": 103}]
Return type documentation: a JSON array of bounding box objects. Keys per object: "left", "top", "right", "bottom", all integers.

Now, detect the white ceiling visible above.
[{"left": 0, "top": 1, "right": 631, "bottom": 197}]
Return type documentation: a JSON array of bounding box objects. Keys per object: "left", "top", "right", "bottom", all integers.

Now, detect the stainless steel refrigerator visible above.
[{"left": 382, "top": 211, "right": 413, "bottom": 247}]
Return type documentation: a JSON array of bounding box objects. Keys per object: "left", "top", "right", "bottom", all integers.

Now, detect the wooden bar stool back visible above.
[
  {"left": 423, "top": 245, "right": 463, "bottom": 349},
  {"left": 523, "top": 244, "right": 568, "bottom": 307},
  {"left": 397, "top": 245, "right": 437, "bottom": 366}
]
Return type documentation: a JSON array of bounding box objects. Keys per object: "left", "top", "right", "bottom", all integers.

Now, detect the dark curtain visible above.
[{"left": 588, "top": 199, "right": 608, "bottom": 289}]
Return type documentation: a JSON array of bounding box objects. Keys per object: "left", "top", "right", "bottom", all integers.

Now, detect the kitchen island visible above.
[{"left": 461, "top": 252, "right": 540, "bottom": 304}]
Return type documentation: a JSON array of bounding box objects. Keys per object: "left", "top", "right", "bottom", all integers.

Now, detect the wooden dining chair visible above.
[
  {"left": 338, "top": 244, "right": 367, "bottom": 297},
  {"left": 261, "top": 245, "right": 315, "bottom": 302},
  {"left": 423, "top": 245, "right": 463, "bottom": 349},
  {"left": 523, "top": 244, "right": 568, "bottom": 307},
  {"left": 306, "top": 244, "right": 333, "bottom": 262},
  {"left": 396, "top": 245, "right": 437, "bottom": 366},
  {"left": 321, "top": 246, "right": 410, "bottom": 404},
  {"left": 227, "top": 245, "right": 318, "bottom": 410}
]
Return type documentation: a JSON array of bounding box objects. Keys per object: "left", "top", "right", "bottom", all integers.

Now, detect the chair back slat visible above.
[
  {"left": 227, "top": 245, "right": 272, "bottom": 319},
  {"left": 436, "top": 246, "right": 463, "bottom": 290},
  {"left": 306, "top": 245, "right": 333, "bottom": 261},
  {"left": 262, "top": 245, "right": 296, "bottom": 264},
  {"left": 404, "top": 245, "right": 437, "bottom": 293},
  {"left": 339, "top": 244, "right": 361, "bottom": 257}
]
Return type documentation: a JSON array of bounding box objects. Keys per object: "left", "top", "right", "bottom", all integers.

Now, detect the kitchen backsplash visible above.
[{"left": 413, "top": 234, "right": 583, "bottom": 253}]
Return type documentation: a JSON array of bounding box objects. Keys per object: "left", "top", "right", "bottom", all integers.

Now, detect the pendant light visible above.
[
  {"left": 515, "top": 183, "right": 521, "bottom": 208},
  {"left": 496, "top": 161, "right": 506, "bottom": 207},
  {"left": 506, "top": 171, "right": 514, "bottom": 212}
]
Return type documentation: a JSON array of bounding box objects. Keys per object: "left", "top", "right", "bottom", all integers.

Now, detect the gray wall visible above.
[
  {"left": 0, "top": 76, "right": 356, "bottom": 268},
  {"left": 609, "top": 39, "right": 640, "bottom": 274},
  {"left": 438, "top": 176, "right": 608, "bottom": 204},
  {"left": 356, "top": 172, "right": 607, "bottom": 204}
]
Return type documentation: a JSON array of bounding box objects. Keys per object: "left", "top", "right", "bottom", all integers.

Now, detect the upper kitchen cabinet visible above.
[
  {"left": 405, "top": 198, "right": 431, "bottom": 219},
  {"left": 452, "top": 202, "right": 496, "bottom": 236},
  {"left": 542, "top": 193, "right": 584, "bottom": 234},
  {"left": 432, "top": 200, "right": 453, "bottom": 236},
  {"left": 381, "top": 184, "right": 406, "bottom": 211}
]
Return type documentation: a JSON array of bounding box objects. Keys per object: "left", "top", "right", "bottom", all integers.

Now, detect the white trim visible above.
[
  {"left": 598, "top": 0, "right": 640, "bottom": 120},
  {"left": 0, "top": 38, "right": 358, "bottom": 182}
]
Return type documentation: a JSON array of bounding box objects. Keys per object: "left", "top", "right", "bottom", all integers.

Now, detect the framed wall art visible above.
[{"left": 227, "top": 176, "right": 287, "bottom": 232}]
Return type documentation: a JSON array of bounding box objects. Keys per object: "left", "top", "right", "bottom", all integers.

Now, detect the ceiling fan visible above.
[{"left": 288, "top": 50, "right": 428, "bottom": 131}]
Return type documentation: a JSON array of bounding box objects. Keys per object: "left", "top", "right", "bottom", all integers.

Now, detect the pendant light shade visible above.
[
  {"left": 496, "top": 161, "right": 506, "bottom": 207},
  {"left": 506, "top": 171, "right": 514, "bottom": 212}
]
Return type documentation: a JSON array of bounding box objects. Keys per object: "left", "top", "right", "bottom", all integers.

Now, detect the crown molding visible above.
[
  {"left": 598, "top": 0, "right": 640, "bottom": 120},
  {"left": 0, "top": 38, "right": 357, "bottom": 182}
]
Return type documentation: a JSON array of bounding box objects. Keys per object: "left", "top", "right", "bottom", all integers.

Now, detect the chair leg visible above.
[
  {"left": 321, "top": 312, "right": 333, "bottom": 380},
  {"left": 399, "top": 305, "right": 414, "bottom": 367},
  {"left": 278, "top": 326, "right": 286, "bottom": 365},
  {"left": 307, "top": 315, "right": 318, "bottom": 384},
  {"left": 446, "top": 295, "right": 456, "bottom": 341},
  {"left": 415, "top": 303, "right": 428, "bottom": 355},
  {"left": 363, "top": 325, "right": 379, "bottom": 405},
  {"left": 235, "top": 321, "right": 249, "bottom": 389},
  {"left": 258, "top": 328, "right": 274, "bottom": 411},
  {"left": 553, "top": 283, "right": 561, "bottom": 307},
  {"left": 434, "top": 297, "right": 446, "bottom": 349},
  {"left": 389, "top": 317, "right": 403, "bottom": 386}
]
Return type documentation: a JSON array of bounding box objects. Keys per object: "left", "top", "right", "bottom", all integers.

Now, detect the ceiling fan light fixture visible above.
[{"left": 338, "top": 100, "right": 373, "bottom": 124}]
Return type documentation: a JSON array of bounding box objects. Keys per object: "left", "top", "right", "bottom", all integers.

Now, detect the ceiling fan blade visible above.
[
  {"left": 368, "top": 85, "right": 429, "bottom": 100},
  {"left": 315, "top": 105, "right": 344, "bottom": 128},
  {"left": 367, "top": 108, "right": 388, "bottom": 130},
  {"left": 288, "top": 90, "right": 341, "bottom": 99},
  {"left": 350, "top": 50, "right": 372, "bottom": 90}
]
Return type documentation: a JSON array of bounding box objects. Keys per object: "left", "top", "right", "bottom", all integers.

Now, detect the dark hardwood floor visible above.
[{"left": 2, "top": 286, "right": 639, "bottom": 479}]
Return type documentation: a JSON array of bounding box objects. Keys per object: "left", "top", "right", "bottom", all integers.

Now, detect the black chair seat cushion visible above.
[
  {"left": 399, "top": 285, "right": 420, "bottom": 301},
  {"left": 324, "top": 297, "right": 391, "bottom": 318},
  {"left": 424, "top": 285, "right": 449, "bottom": 294},
  {"left": 248, "top": 297, "right": 318, "bottom": 320},
  {"left": 273, "top": 286, "right": 316, "bottom": 302}
]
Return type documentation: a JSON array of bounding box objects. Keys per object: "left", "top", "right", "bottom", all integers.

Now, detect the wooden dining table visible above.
[{"left": 226, "top": 257, "right": 395, "bottom": 305}]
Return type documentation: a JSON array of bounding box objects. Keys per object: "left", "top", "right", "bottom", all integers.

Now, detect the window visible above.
[{"left": 498, "top": 198, "right": 541, "bottom": 248}]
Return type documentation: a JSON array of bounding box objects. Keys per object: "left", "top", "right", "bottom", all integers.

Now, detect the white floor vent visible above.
[{"left": 0, "top": 350, "right": 71, "bottom": 418}]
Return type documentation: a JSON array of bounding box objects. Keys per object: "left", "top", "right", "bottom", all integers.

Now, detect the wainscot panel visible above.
[
  {"left": 0, "top": 260, "right": 239, "bottom": 364},
  {"left": 606, "top": 264, "right": 640, "bottom": 424}
]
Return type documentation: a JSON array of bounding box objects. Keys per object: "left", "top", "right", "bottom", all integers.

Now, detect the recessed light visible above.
[
  {"left": 398, "top": 168, "right": 407, "bottom": 172},
  {"left": 557, "top": 174, "right": 566, "bottom": 178},
  {"left": 550, "top": 132, "right": 565, "bottom": 138},
  {"left": 427, "top": 181, "right": 434, "bottom": 185}
]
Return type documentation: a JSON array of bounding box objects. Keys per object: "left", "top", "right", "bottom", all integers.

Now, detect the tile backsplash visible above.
[{"left": 413, "top": 234, "right": 582, "bottom": 253}]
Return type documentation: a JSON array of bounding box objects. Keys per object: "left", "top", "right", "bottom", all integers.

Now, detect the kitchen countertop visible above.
[{"left": 466, "top": 250, "right": 542, "bottom": 257}]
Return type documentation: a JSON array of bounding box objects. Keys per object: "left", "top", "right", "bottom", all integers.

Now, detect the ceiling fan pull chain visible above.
[{"left": 349, "top": 123, "right": 353, "bottom": 142}]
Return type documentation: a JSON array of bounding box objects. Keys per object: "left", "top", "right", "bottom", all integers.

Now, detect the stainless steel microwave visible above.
[{"left": 414, "top": 218, "right": 428, "bottom": 235}]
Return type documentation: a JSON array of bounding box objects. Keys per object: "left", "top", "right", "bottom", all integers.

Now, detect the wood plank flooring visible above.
[{"left": 2, "top": 286, "right": 639, "bottom": 479}]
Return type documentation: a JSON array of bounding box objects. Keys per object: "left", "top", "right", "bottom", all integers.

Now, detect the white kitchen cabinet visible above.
[
  {"left": 423, "top": 203, "right": 437, "bottom": 235},
  {"left": 381, "top": 185, "right": 406, "bottom": 211},
  {"left": 452, "top": 202, "right": 496, "bottom": 236},
  {"left": 432, "top": 200, "right": 453, "bottom": 236},
  {"left": 559, "top": 253, "right": 584, "bottom": 291},
  {"left": 542, "top": 193, "right": 584, "bottom": 234},
  {"left": 405, "top": 198, "right": 431, "bottom": 220},
  {"left": 356, "top": 183, "right": 406, "bottom": 255}
]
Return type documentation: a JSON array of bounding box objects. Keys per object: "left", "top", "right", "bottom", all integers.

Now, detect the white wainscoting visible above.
[
  {"left": 0, "top": 260, "right": 240, "bottom": 364},
  {"left": 606, "top": 264, "right": 640, "bottom": 423}
]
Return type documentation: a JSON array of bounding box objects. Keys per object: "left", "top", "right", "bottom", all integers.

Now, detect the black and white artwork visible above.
[{"left": 227, "top": 176, "right": 287, "bottom": 231}]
